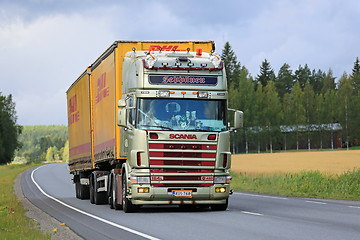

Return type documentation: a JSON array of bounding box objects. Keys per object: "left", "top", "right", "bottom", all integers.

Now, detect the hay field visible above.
[{"left": 231, "top": 150, "right": 360, "bottom": 175}]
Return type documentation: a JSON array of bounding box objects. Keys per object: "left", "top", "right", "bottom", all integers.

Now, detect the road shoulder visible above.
[{"left": 14, "top": 170, "right": 83, "bottom": 240}]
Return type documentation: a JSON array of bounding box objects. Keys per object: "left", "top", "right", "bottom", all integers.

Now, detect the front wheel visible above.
[
  {"left": 122, "top": 172, "right": 138, "bottom": 213},
  {"left": 110, "top": 174, "right": 122, "bottom": 210},
  {"left": 210, "top": 199, "right": 228, "bottom": 211}
]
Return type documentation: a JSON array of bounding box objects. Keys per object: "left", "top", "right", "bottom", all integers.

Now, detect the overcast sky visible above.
[{"left": 1, "top": 0, "right": 359, "bottom": 125}]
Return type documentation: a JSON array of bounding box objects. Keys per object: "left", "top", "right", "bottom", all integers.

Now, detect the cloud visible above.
[
  {"left": 1, "top": 0, "right": 360, "bottom": 125},
  {"left": 0, "top": 9, "right": 116, "bottom": 125}
]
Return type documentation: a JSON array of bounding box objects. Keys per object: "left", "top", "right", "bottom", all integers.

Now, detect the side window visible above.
[{"left": 127, "top": 96, "right": 135, "bottom": 126}]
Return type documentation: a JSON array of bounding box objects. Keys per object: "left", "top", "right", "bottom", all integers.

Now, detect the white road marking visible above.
[
  {"left": 234, "top": 192, "right": 288, "bottom": 200},
  {"left": 31, "top": 166, "right": 160, "bottom": 240},
  {"left": 241, "top": 211, "right": 263, "bottom": 216},
  {"left": 305, "top": 200, "right": 327, "bottom": 205},
  {"left": 349, "top": 206, "right": 360, "bottom": 209}
]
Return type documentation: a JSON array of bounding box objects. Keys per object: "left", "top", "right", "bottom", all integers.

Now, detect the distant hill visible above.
[{"left": 15, "top": 125, "right": 68, "bottom": 163}]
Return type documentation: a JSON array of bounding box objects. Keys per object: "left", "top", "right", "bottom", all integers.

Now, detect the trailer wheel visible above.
[
  {"left": 74, "top": 175, "right": 80, "bottom": 198},
  {"left": 90, "top": 175, "right": 95, "bottom": 204},
  {"left": 210, "top": 199, "right": 228, "bottom": 211},
  {"left": 78, "top": 173, "right": 90, "bottom": 200},
  {"left": 94, "top": 175, "right": 107, "bottom": 205},
  {"left": 110, "top": 174, "right": 122, "bottom": 210},
  {"left": 122, "top": 172, "right": 137, "bottom": 213}
]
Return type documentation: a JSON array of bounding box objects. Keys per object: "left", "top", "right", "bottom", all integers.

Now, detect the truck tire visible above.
[
  {"left": 78, "top": 173, "right": 90, "bottom": 200},
  {"left": 122, "top": 172, "right": 137, "bottom": 213},
  {"left": 110, "top": 174, "right": 122, "bottom": 210},
  {"left": 210, "top": 199, "right": 228, "bottom": 211},
  {"left": 75, "top": 180, "right": 80, "bottom": 199},
  {"left": 94, "top": 175, "right": 107, "bottom": 205},
  {"left": 90, "top": 175, "right": 95, "bottom": 204}
]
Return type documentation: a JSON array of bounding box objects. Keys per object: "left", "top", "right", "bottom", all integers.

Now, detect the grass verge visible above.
[
  {"left": 0, "top": 163, "right": 49, "bottom": 239},
  {"left": 230, "top": 168, "right": 360, "bottom": 201}
]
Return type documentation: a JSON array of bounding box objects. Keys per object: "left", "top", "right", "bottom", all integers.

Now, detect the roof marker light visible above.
[
  {"left": 159, "top": 90, "right": 170, "bottom": 97},
  {"left": 197, "top": 91, "right": 208, "bottom": 98},
  {"left": 196, "top": 48, "right": 202, "bottom": 56}
]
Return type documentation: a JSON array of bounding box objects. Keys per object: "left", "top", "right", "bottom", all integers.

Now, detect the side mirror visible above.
[
  {"left": 234, "top": 111, "right": 243, "bottom": 129},
  {"left": 117, "top": 108, "right": 127, "bottom": 127},
  {"left": 118, "top": 99, "right": 126, "bottom": 108}
]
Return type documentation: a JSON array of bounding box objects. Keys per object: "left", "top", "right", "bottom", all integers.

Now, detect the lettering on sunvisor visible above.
[{"left": 149, "top": 75, "right": 218, "bottom": 85}]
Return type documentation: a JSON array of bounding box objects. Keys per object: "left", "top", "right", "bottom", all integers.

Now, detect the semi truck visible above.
[{"left": 66, "top": 40, "right": 243, "bottom": 212}]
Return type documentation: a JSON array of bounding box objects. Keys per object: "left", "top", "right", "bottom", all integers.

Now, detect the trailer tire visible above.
[
  {"left": 90, "top": 175, "right": 95, "bottom": 204},
  {"left": 94, "top": 176, "right": 107, "bottom": 205},
  {"left": 75, "top": 180, "right": 80, "bottom": 199},
  {"left": 122, "top": 172, "right": 137, "bottom": 213},
  {"left": 78, "top": 173, "right": 90, "bottom": 200}
]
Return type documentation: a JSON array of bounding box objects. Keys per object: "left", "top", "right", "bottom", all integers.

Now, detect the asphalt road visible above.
[{"left": 22, "top": 163, "right": 360, "bottom": 240}]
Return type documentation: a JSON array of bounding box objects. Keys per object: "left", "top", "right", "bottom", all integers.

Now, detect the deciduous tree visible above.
[{"left": 0, "top": 92, "right": 22, "bottom": 164}]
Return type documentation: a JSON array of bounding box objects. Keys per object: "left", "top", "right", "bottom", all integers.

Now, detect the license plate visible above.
[{"left": 172, "top": 190, "right": 192, "bottom": 198}]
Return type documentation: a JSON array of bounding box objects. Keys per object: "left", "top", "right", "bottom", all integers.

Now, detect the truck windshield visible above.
[{"left": 136, "top": 99, "right": 227, "bottom": 131}]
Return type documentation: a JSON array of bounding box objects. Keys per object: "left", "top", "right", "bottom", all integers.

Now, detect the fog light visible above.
[
  {"left": 215, "top": 187, "right": 226, "bottom": 193},
  {"left": 138, "top": 187, "right": 149, "bottom": 193}
]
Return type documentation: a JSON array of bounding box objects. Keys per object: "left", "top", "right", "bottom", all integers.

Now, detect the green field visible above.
[{"left": 0, "top": 163, "right": 49, "bottom": 239}]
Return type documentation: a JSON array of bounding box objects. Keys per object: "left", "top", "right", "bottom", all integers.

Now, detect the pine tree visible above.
[
  {"left": 257, "top": 59, "right": 274, "bottom": 87},
  {"left": 321, "top": 69, "right": 336, "bottom": 93},
  {"left": 351, "top": 57, "right": 360, "bottom": 91},
  {"left": 310, "top": 69, "right": 325, "bottom": 94},
  {"left": 275, "top": 63, "right": 294, "bottom": 100},
  {"left": 221, "top": 42, "right": 241, "bottom": 88},
  {"left": 294, "top": 64, "right": 311, "bottom": 89}
]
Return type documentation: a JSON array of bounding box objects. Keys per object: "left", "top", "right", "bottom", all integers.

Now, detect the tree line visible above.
[
  {"left": 15, "top": 125, "right": 68, "bottom": 163},
  {"left": 222, "top": 42, "right": 360, "bottom": 153}
]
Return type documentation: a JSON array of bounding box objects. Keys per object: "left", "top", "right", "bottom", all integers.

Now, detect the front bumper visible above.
[{"left": 129, "top": 184, "right": 230, "bottom": 205}]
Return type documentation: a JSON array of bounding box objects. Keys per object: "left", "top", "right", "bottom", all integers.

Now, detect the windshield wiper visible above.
[{"left": 140, "top": 125, "right": 174, "bottom": 131}]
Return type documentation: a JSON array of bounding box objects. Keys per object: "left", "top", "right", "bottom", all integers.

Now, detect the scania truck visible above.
[{"left": 66, "top": 41, "right": 243, "bottom": 212}]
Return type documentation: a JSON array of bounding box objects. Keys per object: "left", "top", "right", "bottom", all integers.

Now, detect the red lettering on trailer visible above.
[
  {"left": 169, "top": 134, "right": 197, "bottom": 140},
  {"left": 95, "top": 72, "right": 109, "bottom": 104},
  {"left": 150, "top": 45, "right": 179, "bottom": 51},
  {"left": 68, "top": 95, "right": 79, "bottom": 126}
]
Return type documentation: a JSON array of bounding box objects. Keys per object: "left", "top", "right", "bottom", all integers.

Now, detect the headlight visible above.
[
  {"left": 214, "top": 176, "right": 231, "bottom": 184},
  {"left": 131, "top": 176, "right": 150, "bottom": 184},
  {"left": 214, "top": 176, "right": 226, "bottom": 184}
]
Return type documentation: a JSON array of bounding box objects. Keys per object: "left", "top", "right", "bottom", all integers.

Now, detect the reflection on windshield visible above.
[{"left": 137, "top": 99, "right": 227, "bottom": 131}]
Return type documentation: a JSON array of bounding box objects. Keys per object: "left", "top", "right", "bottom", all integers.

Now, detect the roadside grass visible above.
[
  {"left": 0, "top": 163, "right": 49, "bottom": 239},
  {"left": 230, "top": 168, "right": 360, "bottom": 201}
]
